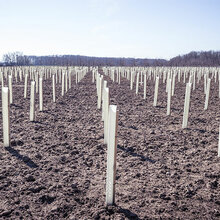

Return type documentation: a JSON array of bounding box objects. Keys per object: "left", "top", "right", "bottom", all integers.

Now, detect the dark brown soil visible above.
[{"left": 0, "top": 70, "right": 219, "bottom": 219}]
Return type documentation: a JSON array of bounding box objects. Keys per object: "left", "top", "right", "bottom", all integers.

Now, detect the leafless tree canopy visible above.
[
  {"left": 2, "top": 50, "right": 220, "bottom": 66},
  {"left": 3, "top": 52, "right": 31, "bottom": 66}
]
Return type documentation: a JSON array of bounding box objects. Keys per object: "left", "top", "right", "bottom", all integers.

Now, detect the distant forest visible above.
[{"left": 1, "top": 51, "right": 220, "bottom": 67}]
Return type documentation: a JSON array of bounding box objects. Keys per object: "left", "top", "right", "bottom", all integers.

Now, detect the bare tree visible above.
[{"left": 3, "top": 51, "right": 31, "bottom": 65}]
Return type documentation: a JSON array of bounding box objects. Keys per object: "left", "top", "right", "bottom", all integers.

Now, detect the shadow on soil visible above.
[
  {"left": 117, "top": 145, "right": 156, "bottom": 163},
  {"left": 117, "top": 206, "right": 141, "bottom": 219},
  {"left": 5, "top": 146, "right": 38, "bottom": 168},
  {"left": 94, "top": 205, "right": 141, "bottom": 220}
]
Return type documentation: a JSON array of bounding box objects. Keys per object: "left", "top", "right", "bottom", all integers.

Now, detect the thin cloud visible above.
[{"left": 89, "top": 0, "right": 120, "bottom": 16}]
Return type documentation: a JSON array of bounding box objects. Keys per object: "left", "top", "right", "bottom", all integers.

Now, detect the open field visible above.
[{"left": 0, "top": 67, "right": 219, "bottom": 219}]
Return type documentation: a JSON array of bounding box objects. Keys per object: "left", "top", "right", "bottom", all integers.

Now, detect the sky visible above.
[{"left": 0, "top": 0, "right": 220, "bottom": 61}]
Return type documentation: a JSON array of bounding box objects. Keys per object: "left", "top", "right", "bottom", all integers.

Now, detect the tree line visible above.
[
  {"left": 169, "top": 51, "right": 220, "bottom": 66},
  {"left": 1, "top": 51, "right": 220, "bottom": 66}
]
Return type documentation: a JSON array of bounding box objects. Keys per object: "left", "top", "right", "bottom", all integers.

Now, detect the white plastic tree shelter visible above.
[
  {"left": 1, "top": 72, "right": 4, "bottom": 87},
  {"left": 218, "top": 125, "right": 220, "bottom": 157},
  {"left": 171, "top": 73, "right": 176, "bottom": 96},
  {"left": 8, "top": 75, "right": 13, "bottom": 104},
  {"left": 204, "top": 74, "right": 207, "bottom": 94},
  {"left": 61, "top": 72, "right": 65, "bottom": 96},
  {"left": 106, "top": 105, "right": 118, "bottom": 206},
  {"left": 24, "top": 73, "right": 28, "bottom": 98},
  {"left": 69, "top": 71, "right": 71, "bottom": 89},
  {"left": 102, "top": 81, "right": 107, "bottom": 121},
  {"left": 30, "top": 81, "right": 35, "bottom": 121},
  {"left": 75, "top": 71, "right": 78, "bottom": 84},
  {"left": 65, "top": 72, "right": 68, "bottom": 93},
  {"left": 143, "top": 73, "right": 147, "bottom": 99},
  {"left": 166, "top": 71, "right": 170, "bottom": 93},
  {"left": 182, "top": 82, "right": 192, "bottom": 128},
  {"left": 118, "top": 70, "right": 121, "bottom": 84},
  {"left": 35, "top": 72, "right": 39, "bottom": 93},
  {"left": 92, "top": 70, "right": 95, "bottom": 83},
  {"left": 130, "top": 72, "right": 133, "bottom": 90},
  {"left": 97, "top": 75, "right": 103, "bottom": 109},
  {"left": 96, "top": 73, "right": 100, "bottom": 96},
  {"left": 39, "top": 78, "right": 43, "bottom": 111},
  {"left": 153, "top": 76, "right": 159, "bottom": 107},
  {"left": 52, "top": 74, "right": 56, "bottom": 102},
  {"left": 219, "top": 77, "right": 220, "bottom": 98},
  {"left": 167, "top": 78, "right": 172, "bottom": 115},
  {"left": 136, "top": 72, "right": 139, "bottom": 94},
  {"left": 204, "top": 78, "right": 211, "bottom": 110},
  {"left": 2, "top": 87, "right": 10, "bottom": 147},
  {"left": 104, "top": 87, "right": 110, "bottom": 145}
]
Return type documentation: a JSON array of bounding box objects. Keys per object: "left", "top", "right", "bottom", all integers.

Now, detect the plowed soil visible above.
[{"left": 0, "top": 70, "right": 219, "bottom": 219}]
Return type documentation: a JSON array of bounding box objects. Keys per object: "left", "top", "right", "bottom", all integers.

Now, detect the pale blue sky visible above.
[{"left": 0, "top": 0, "right": 219, "bottom": 61}]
